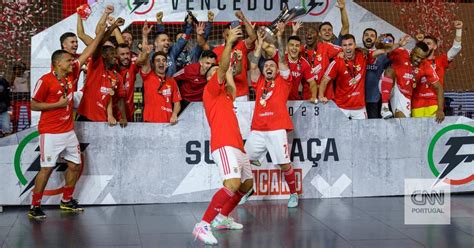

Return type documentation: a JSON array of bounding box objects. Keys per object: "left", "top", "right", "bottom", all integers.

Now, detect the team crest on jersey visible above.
[
  {"left": 316, "top": 54, "right": 322, "bottom": 62},
  {"left": 161, "top": 86, "right": 172, "bottom": 96},
  {"left": 100, "top": 86, "right": 110, "bottom": 95}
]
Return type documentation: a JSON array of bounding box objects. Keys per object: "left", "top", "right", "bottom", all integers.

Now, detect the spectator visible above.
[
  {"left": 363, "top": 29, "right": 393, "bottom": 119},
  {"left": 0, "top": 76, "right": 11, "bottom": 136},
  {"left": 174, "top": 50, "right": 217, "bottom": 111},
  {"left": 154, "top": 11, "right": 194, "bottom": 77},
  {"left": 11, "top": 62, "right": 29, "bottom": 93},
  {"left": 138, "top": 22, "right": 181, "bottom": 124}
]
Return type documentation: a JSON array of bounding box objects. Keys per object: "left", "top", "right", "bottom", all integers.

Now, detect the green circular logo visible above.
[
  {"left": 428, "top": 124, "right": 474, "bottom": 185},
  {"left": 14, "top": 131, "right": 39, "bottom": 185}
]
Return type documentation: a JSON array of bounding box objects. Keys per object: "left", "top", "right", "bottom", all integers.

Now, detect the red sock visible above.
[
  {"left": 31, "top": 192, "right": 43, "bottom": 206},
  {"left": 283, "top": 166, "right": 297, "bottom": 194},
  {"left": 220, "top": 190, "right": 246, "bottom": 217},
  {"left": 202, "top": 188, "right": 234, "bottom": 223},
  {"left": 380, "top": 76, "right": 394, "bottom": 103},
  {"left": 62, "top": 186, "right": 75, "bottom": 202}
]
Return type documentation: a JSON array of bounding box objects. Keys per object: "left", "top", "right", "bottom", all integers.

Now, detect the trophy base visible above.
[{"left": 260, "top": 27, "right": 276, "bottom": 44}]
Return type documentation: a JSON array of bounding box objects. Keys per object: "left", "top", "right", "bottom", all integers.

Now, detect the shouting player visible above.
[{"left": 246, "top": 23, "right": 299, "bottom": 207}]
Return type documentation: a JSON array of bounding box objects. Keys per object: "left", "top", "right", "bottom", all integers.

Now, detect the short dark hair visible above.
[
  {"left": 152, "top": 51, "right": 168, "bottom": 62},
  {"left": 205, "top": 64, "right": 219, "bottom": 79},
  {"left": 101, "top": 45, "right": 115, "bottom": 56},
  {"left": 263, "top": 58, "right": 277, "bottom": 66},
  {"left": 122, "top": 31, "right": 133, "bottom": 36},
  {"left": 423, "top": 35, "right": 438, "bottom": 45},
  {"left": 287, "top": 35, "right": 302, "bottom": 43},
  {"left": 12, "top": 62, "right": 26, "bottom": 72},
  {"left": 363, "top": 28, "right": 377, "bottom": 37},
  {"left": 117, "top": 43, "right": 130, "bottom": 50},
  {"left": 318, "top": 22, "right": 333, "bottom": 32},
  {"left": 200, "top": 50, "right": 217, "bottom": 60},
  {"left": 384, "top": 33, "right": 395, "bottom": 41},
  {"left": 341, "top": 34, "right": 356, "bottom": 43},
  {"left": 51, "top": 49, "right": 71, "bottom": 67},
  {"left": 108, "top": 37, "right": 118, "bottom": 47},
  {"left": 415, "top": 41, "right": 430, "bottom": 53},
  {"left": 154, "top": 32, "right": 169, "bottom": 42},
  {"left": 59, "top": 32, "right": 76, "bottom": 49}
]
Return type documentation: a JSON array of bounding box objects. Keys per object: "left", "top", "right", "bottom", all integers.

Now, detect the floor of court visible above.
[{"left": 0, "top": 195, "right": 472, "bottom": 248}]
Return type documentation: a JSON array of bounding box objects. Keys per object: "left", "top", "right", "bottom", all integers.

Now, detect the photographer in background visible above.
[{"left": 0, "top": 76, "right": 11, "bottom": 137}]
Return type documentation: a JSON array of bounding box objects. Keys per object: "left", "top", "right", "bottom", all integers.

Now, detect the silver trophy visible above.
[{"left": 260, "top": 2, "right": 309, "bottom": 42}]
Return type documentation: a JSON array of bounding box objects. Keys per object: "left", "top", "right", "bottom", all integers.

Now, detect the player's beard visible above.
[{"left": 363, "top": 38, "right": 374, "bottom": 49}]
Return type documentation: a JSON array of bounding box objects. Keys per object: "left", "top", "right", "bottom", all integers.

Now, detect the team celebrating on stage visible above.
[{"left": 29, "top": 1, "right": 463, "bottom": 245}]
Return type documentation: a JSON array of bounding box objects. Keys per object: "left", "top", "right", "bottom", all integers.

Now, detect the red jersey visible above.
[
  {"left": 412, "top": 54, "right": 448, "bottom": 108},
  {"left": 33, "top": 60, "right": 80, "bottom": 134},
  {"left": 213, "top": 40, "right": 251, "bottom": 97},
  {"left": 324, "top": 50, "right": 371, "bottom": 110},
  {"left": 174, "top": 63, "right": 207, "bottom": 102},
  {"left": 287, "top": 55, "right": 315, "bottom": 100},
  {"left": 203, "top": 73, "right": 244, "bottom": 152},
  {"left": 78, "top": 56, "right": 124, "bottom": 121},
  {"left": 251, "top": 72, "right": 294, "bottom": 132},
  {"left": 301, "top": 42, "right": 342, "bottom": 99},
  {"left": 140, "top": 70, "right": 181, "bottom": 123},
  {"left": 115, "top": 63, "right": 139, "bottom": 121}
]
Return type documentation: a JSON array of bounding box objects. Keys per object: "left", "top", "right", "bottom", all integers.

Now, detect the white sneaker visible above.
[
  {"left": 287, "top": 193, "right": 299, "bottom": 208},
  {"left": 381, "top": 105, "right": 393, "bottom": 119},
  {"left": 211, "top": 216, "right": 243, "bottom": 230},
  {"left": 193, "top": 222, "right": 218, "bottom": 245},
  {"left": 238, "top": 188, "right": 254, "bottom": 205}
]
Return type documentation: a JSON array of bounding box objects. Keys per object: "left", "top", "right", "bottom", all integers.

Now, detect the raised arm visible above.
[
  {"left": 337, "top": 0, "right": 349, "bottom": 36},
  {"left": 218, "top": 26, "right": 243, "bottom": 83},
  {"left": 236, "top": 11, "right": 257, "bottom": 48},
  {"left": 155, "top": 11, "right": 165, "bottom": 34},
  {"left": 249, "top": 30, "right": 265, "bottom": 82},
  {"left": 77, "top": 14, "right": 93, "bottom": 46},
  {"left": 107, "top": 16, "right": 125, "bottom": 45},
  {"left": 448, "top": 20, "right": 463, "bottom": 61},
  {"left": 276, "top": 22, "right": 289, "bottom": 72},
  {"left": 138, "top": 21, "right": 153, "bottom": 73},
  {"left": 372, "top": 35, "right": 410, "bottom": 58},
  {"left": 291, "top": 21, "right": 303, "bottom": 37},
  {"left": 95, "top": 5, "right": 113, "bottom": 35},
  {"left": 91, "top": 18, "right": 123, "bottom": 60},
  {"left": 195, "top": 22, "right": 207, "bottom": 48},
  {"left": 225, "top": 63, "right": 237, "bottom": 99},
  {"left": 77, "top": 17, "right": 107, "bottom": 66}
]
